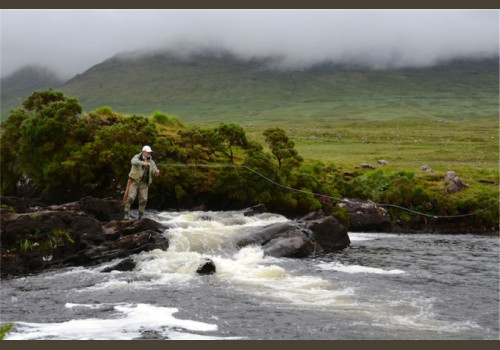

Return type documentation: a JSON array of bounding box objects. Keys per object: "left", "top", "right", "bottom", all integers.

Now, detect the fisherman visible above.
[{"left": 123, "top": 145, "right": 160, "bottom": 220}]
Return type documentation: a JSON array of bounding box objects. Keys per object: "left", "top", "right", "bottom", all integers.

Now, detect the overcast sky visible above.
[{"left": 1, "top": 9, "right": 499, "bottom": 79}]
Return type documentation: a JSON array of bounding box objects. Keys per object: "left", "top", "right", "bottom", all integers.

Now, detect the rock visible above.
[
  {"left": 79, "top": 196, "right": 124, "bottom": 221},
  {"left": 478, "top": 180, "right": 496, "bottom": 185},
  {"left": 104, "top": 218, "right": 167, "bottom": 237},
  {"left": 46, "top": 202, "right": 80, "bottom": 211},
  {"left": 243, "top": 204, "right": 267, "bottom": 217},
  {"left": 339, "top": 198, "right": 391, "bottom": 232},
  {"left": 0, "top": 196, "right": 31, "bottom": 213},
  {"left": 0, "top": 197, "right": 169, "bottom": 278},
  {"left": 303, "top": 215, "right": 350, "bottom": 252},
  {"left": 238, "top": 212, "right": 348, "bottom": 258},
  {"left": 237, "top": 222, "right": 299, "bottom": 247},
  {"left": 101, "top": 258, "right": 136, "bottom": 272},
  {"left": 444, "top": 171, "right": 469, "bottom": 193},
  {"left": 360, "top": 164, "right": 376, "bottom": 169},
  {"left": 298, "top": 211, "right": 326, "bottom": 221},
  {"left": 16, "top": 174, "right": 38, "bottom": 198},
  {"left": 420, "top": 165, "right": 434, "bottom": 173},
  {"left": 191, "top": 203, "right": 207, "bottom": 211},
  {"left": 196, "top": 258, "right": 216, "bottom": 275},
  {"left": 377, "top": 160, "right": 389, "bottom": 165},
  {"left": 263, "top": 235, "right": 320, "bottom": 258}
]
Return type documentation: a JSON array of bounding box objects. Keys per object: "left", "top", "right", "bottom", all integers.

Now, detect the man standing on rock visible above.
[{"left": 123, "top": 145, "right": 160, "bottom": 220}]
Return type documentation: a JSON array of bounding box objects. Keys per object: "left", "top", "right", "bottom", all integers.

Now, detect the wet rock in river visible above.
[
  {"left": 338, "top": 198, "right": 391, "bottom": 232},
  {"left": 101, "top": 258, "right": 137, "bottom": 272},
  {"left": 196, "top": 258, "right": 216, "bottom": 275}
]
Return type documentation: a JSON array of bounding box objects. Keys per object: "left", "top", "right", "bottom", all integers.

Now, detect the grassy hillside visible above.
[
  {"left": 2, "top": 52, "right": 498, "bottom": 180},
  {"left": 55, "top": 52, "right": 498, "bottom": 126}
]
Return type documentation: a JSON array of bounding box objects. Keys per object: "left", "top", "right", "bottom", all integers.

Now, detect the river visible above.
[{"left": 1, "top": 210, "right": 498, "bottom": 340}]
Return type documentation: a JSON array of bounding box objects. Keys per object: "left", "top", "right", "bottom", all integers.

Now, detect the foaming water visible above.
[
  {"left": 316, "top": 261, "right": 405, "bottom": 275},
  {"left": 5, "top": 303, "right": 240, "bottom": 340},
  {"left": 2, "top": 210, "right": 498, "bottom": 340}
]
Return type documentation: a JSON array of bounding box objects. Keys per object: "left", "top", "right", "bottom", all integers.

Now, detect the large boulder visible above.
[
  {"left": 301, "top": 214, "right": 350, "bottom": 252},
  {"left": 237, "top": 222, "right": 299, "bottom": 247},
  {"left": 237, "top": 212, "right": 349, "bottom": 258},
  {"left": 339, "top": 198, "right": 391, "bottom": 232},
  {"left": 263, "top": 234, "right": 321, "bottom": 258}
]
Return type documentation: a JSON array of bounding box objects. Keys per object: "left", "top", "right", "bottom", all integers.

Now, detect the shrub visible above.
[
  {"left": 0, "top": 323, "right": 14, "bottom": 340},
  {"left": 151, "top": 110, "right": 183, "bottom": 126}
]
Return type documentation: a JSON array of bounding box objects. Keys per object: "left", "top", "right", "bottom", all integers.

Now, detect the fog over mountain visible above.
[{"left": 1, "top": 9, "right": 498, "bottom": 79}]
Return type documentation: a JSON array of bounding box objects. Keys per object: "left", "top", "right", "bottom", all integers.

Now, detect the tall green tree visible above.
[
  {"left": 263, "top": 127, "right": 302, "bottom": 170},
  {"left": 0, "top": 108, "right": 30, "bottom": 194},
  {"left": 1, "top": 89, "right": 86, "bottom": 198},
  {"left": 215, "top": 123, "right": 248, "bottom": 163}
]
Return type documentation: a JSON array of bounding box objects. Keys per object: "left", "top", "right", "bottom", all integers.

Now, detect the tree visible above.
[
  {"left": 177, "top": 126, "right": 216, "bottom": 164},
  {"left": 216, "top": 123, "right": 248, "bottom": 163},
  {"left": 0, "top": 108, "right": 30, "bottom": 194},
  {"left": 22, "top": 88, "right": 67, "bottom": 112},
  {"left": 0, "top": 90, "right": 86, "bottom": 199},
  {"left": 263, "top": 127, "right": 302, "bottom": 170}
]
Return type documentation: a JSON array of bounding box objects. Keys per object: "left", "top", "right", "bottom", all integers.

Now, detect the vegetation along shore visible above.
[{"left": 1, "top": 88, "right": 498, "bottom": 237}]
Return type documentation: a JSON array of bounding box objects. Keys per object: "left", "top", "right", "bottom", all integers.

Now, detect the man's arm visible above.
[
  {"left": 150, "top": 159, "right": 160, "bottom": 175},
  {"left": 131, "top": 154, "right": 143, "bottom": 166}
]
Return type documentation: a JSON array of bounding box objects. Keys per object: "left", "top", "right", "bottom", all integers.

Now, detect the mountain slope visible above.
[
  {"left": 60, "top": 52, "right": 500, "bottom": 125},
  {"left": 1, "top": 66, "right": 64, "bottom": 119},
  {"left": 2, "top": 51, "right": 498, "bottom": 124}
]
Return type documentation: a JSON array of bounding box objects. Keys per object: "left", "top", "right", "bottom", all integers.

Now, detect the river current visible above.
[{"left": 1, "top": 210, "right": 499, "bottom": 340}]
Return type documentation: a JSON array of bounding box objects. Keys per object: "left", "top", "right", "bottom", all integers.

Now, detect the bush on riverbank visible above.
[{"left": 1, "top": 90, "right": 498, "bottom": 232}]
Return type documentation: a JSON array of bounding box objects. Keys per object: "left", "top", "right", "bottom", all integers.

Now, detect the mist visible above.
[{"left": 1, "top": 9, "right": 498, "bottom": 79}]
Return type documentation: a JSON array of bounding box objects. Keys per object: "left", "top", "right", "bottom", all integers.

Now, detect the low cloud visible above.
[{"left": 1, "top": 9, "right": 498, "bottom": 78}]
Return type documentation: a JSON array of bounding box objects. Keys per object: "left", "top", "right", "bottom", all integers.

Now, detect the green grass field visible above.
[{"left": 239, "top": 116, "right": 499, "bottom": 184}]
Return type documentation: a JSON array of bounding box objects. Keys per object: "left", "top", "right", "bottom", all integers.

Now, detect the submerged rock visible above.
[
  {"left": 196, "top": 258, "right": 216, "bottom": 275},
  {"left": 101, "top": 258, "right": 137, "bottom": 272}
]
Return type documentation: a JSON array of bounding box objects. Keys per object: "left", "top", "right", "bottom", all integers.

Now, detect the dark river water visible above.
[{"left": 1, "top": 210, "right": 498, "bottom": 340}]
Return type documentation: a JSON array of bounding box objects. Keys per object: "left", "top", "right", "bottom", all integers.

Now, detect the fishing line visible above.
[{"left": 157, "top": 163, "right": 498, "bottom": 219}]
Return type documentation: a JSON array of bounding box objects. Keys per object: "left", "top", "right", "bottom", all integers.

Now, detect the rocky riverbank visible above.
[
  {"left": 1, "top": 197, "right": 168, "bottom": 278},
  {"left": 1, "top": 196, "right": 354, "bottom": 278},
  {"left": 1, "top": 195, "right": 497, "bottom": 278}
]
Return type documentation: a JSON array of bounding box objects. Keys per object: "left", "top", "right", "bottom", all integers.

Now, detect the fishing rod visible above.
[{"left": 156, "top": 163, "right": 499, "bottom": 219}]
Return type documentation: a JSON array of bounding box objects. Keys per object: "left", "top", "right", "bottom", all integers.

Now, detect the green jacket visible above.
[{"left": 128, "top": 153, "right": 158, "bottom": 185}]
